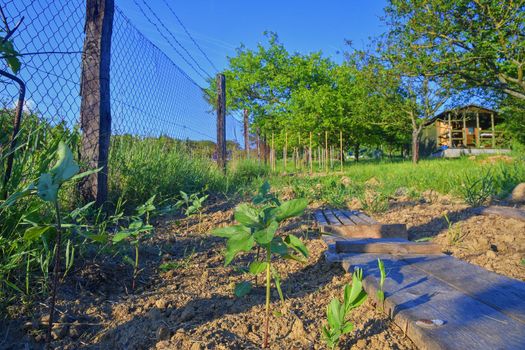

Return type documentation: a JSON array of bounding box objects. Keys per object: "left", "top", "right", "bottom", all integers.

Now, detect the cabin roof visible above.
[{"left": 427, "top": 104, "right": 498, "bottom": 125}]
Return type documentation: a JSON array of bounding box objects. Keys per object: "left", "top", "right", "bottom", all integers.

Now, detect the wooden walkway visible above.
[{"left": 315, "top": 208, "right": 525, "bottom": 350}]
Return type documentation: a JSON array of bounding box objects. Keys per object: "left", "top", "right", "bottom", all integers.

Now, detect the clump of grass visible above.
[
  {"left": 459, "top": 171, "right": 495, "bottom": 207},
  {"left": 358, "top": 189, "right": 389, "bottom": 213},
  {"left": 444, "top": 213, "right": 465, "bottom": 245}
]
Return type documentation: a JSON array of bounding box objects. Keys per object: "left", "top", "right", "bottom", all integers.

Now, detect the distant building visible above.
[{"left": 420, "top": 105, "right": 510, "bottom": 157}]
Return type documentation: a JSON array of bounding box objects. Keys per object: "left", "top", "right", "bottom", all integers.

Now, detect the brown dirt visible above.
[
  {"left": 2, "top": 201, "right": 415, "bottom": 350},
  {"left": 375, "top": 194, "right": 525, "bottom": 281},
  {"left": 4, "top": 192, "right": 523, "bottom": 349}
]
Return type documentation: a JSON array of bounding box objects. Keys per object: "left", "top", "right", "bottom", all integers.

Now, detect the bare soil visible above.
[{"left": 3, "top": 193, "right": 523, "bottom": 349}]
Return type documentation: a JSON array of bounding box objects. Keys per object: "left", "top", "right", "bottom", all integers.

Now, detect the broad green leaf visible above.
[
  {"left": 234, "top": 281, "right": 252, "bottom": 297},
  {"left": 0, "top": 39, "right": 21, "bottom": 73},
  {"left": 212, "top": 224, "right": 248, "bottom": 238},
  {"left": 270, "top": 237, "right": 288, "bottom": 256},
  {"left": 341, "top": 321, "right": 354, "bottom": 334},
  {"left": 23, "top": 225, "right": 55, "bottom": 241},
  {"left": 50, "top": 142, "right": 79, "bottom": 182},
  {"left": 284, "top": 234, "right": 309, "bottom": 258},
  {"left": 327, "top": 299, "right": 341, "bottom": 328},
  {"left": 273, "top": 198, "right": 308, "bottom": 222},
  {"left": 37, "top": 173, "right": 59, "bottom": 202},
  {"left": 70, "top": 167, "right": 102, "bottom": 181},
  {"left": 248, "top": 261, "right": 268, "bottom": 275},
  {"left": 234, "top": 203, "right": 260, "bottom": 228},
  {"left": 253, "top": 220, "right": 278, "bottom": 244},
  {"left": 112, "top": 231, "right": 131, "bottom": 243},
  {"left": 224, "top": 231, "right": 254, "bottom": 265}
]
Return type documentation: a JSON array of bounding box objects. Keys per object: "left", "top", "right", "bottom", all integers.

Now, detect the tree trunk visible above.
[
  {"left": 411, "top": 130, "right": 421, "bottom": 164},
  {"left": 354, "top": 143, "right": 360, "bottom": 162}
]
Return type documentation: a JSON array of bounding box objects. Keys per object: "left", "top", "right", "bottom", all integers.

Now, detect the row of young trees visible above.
[{"left": 206, "top": 0, "right": 525, "bottom": 163}]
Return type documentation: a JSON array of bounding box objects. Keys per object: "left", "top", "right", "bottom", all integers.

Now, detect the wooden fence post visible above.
[
  {"left": 309, "top": 131, "right": 313, "bottom": 174},
  {"left": 80, "top": 0, "right": 114, "bottom": 206},
  {"left": 216, "top": 74, "right": 226, "bottom": 172},
  {"left": 243, "top": 108, "right": 249, "bottom": 159}
]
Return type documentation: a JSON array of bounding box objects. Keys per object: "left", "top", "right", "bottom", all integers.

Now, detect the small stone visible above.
[
  {"left": 147, "top": 307, "right": 163, "bottom": 321},
  {"left": 190, "top": 342, "right": 202, "bottom": 350},
  {"left": 39, "top": 314, "right": 50, "bottom": 326},
  {"left": 486, "top": 250, "right": 497, "bottom": 259},
  {"left": 155, "top": 299, "right": 168, "bottom": 310},
  {"left": 238, "top": 324, "right": 249, "bottom": 335},
  {"left": 290, "top": 317, "right": 306, "bottom": 342},
  {"left": 180, "top": 306, "right": 195, "bottom": 321},
  {"left": 51, "top": 324, "right": 69, "bottom": 340},
  {"left": 156, "top": 326, "right": 171, "bottom": 341},
  {"left": 356, "top": 339, "right": 367, "bottom": 348},
  {"left": 156, "top": 340, "right": 170, "bottom": 349},
  {"left": 510, "top": 183, "right": 525, "bottom": 202}
]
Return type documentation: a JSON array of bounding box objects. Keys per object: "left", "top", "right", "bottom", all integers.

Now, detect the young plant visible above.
[
  {"left": 322, "top": 268, "right": 367, "bottom": 350},
  {"left": 459, "top": 171, "right": 494, "bottom": 207},
  {"left": 377, "top": 258, "right": 386, "bottom": 308},
  {"left": 112, "top": 198, "right": 155, "bottom": 290},
  {"left": 212, "top": 182, "right": 309, "bottom": 348},
  {"left": 444, "top": 213, "right": 465, "bottom": 245},
  {"left": 176, "top": 190, "right": 208, "bottom": 229},
  {"left": 0, "top": 142, "right": 96, "bottom": 350}
]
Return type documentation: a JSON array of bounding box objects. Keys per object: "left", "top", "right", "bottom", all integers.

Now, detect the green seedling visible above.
[
  {"left": 112, "top": 220, "right": 153, "bottom": 290},
  {"left": 212, "top": 182, "right": 309, "bottom": 348},
  {"left": 322, "top": 268, "right": 367, "bottom": 350},
  {"left": 444, "top": 213, "right": 465, "bottom": 245},
  {"left": 159, "top": 247, "right": 195, "bottom": 272},
  {"left": 176, "top": 190, "right": 208, "bottom": 229},
  {"left": 377, "top": 258, "right": 386, "bottom": 308}
]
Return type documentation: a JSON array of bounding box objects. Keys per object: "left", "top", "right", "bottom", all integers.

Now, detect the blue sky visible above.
[
  {"left": 4, "top": 0, "right": 389, "bottom": 143},
  {"left": 117, "top": 0, "right": 389, "bottom": 87}
]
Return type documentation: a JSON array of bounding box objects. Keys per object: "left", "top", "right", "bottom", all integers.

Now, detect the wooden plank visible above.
[
  {"left": 475, "top": 205, "right": 525, "bottom": 222},
  {"left": 331, "top": 209, "right": 356, "bottom": 225},
  {"left": 335, "top": 240, "right": 441, "bottom": 255},
  {"left": 404, "top": 255, "right": 525, "bottom": 323},
  {"left": 341, "top": 210, "right": 369, "bottom": 225},
  {"left": 341, "top": 254, "right": 525, "bottom": 350},
  {"left": 313, "top": 210, "right": 328, "bottom": 226},
  {"left": 355, "top": 211, "right": 378, "bottom": 224},
  {"left": 323, "top": 209, "right": 341, "bottom": 226},
  {"left": 323, "top": 223, "right": 408, "bottom": 239}
]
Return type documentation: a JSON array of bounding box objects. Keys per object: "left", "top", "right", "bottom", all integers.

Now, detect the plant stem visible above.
[
  {"left": 45, "top": 200, "right": 63, "bottom": 350},
  {"left": 133, "top": 244, "right": 139, "bottom": 290},
  {"left": 263, "top": 248, "right": 271, "bottom": 348}
]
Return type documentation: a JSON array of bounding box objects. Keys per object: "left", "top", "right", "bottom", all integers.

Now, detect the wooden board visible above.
[
  {"left": 323, "top": 223, "right": 408, "bottom": 239},
  {"left": 335, "top": 240, "right": 442, "bottom": 255},
  {"left": 341, "top": 254, "right": 525, "bottom": 350},
  {"left": 475, "top": 205, "right": 525, "bottom": 222},
  {"left": 402, "top": 255, "right": 525, "bottom": 323}
]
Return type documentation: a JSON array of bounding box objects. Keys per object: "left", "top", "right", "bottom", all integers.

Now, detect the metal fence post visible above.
[{"left": 79, "top": 0, "right": 114, "bottom": 206}]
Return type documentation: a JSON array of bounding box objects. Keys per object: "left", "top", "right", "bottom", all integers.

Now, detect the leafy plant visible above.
[
  {"left": 459, "top": 171, "right": 494, "bottom": 207},
  {"left": 176, "top": 190, "right": 208, "bottom": 229},
  {"left": 0, "top": 142, "right": 96, "bottom": 349},
  {"left": 212, "top": 182, "right": 309, "bottom": 348},
  {"left": 377, "top": 258, "right": 385, "bottom": 307},
  {"left": 322, "top": 268, "right": 367, "bottom": 350},
  {"left": 112, "top": 196, "right": 156, "bottom": 290}
]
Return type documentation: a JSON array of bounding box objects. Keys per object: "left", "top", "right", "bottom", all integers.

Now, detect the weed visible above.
[
  {"left": 322, "top": 268, "right": 367, "bottom": 350},
  {"left": 444, "top": 214, "right": 465, "bottom": 245},
  {"left": 212, "top": 182, "right": 309, "bottom": 348},
  {"left": 358, "top": 189, "right": 389, "bottom": 213},
  {"left": 459, "top": 171, "right": 495, "bottom": 207},
  {"left": 377, "top": 258, "right": 386, "bottom": 308}
]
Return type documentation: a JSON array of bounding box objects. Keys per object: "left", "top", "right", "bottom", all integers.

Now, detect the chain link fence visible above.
[{"left": 1, "top": 0, "right": 244, "bottom": 188}]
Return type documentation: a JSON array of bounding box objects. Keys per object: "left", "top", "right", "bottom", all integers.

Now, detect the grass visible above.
[{"left": 268, "top": 155, "right": 525, "bottom": 208}]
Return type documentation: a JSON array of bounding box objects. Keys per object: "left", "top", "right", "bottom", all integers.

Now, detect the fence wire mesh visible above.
[{"left": 1, "top": 0, "right": 244, "bottom": 177}]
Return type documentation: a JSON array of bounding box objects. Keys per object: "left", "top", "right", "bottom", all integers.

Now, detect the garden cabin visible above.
[{"left": 420, "top": 105, "right": 510, "bottom": 157}]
